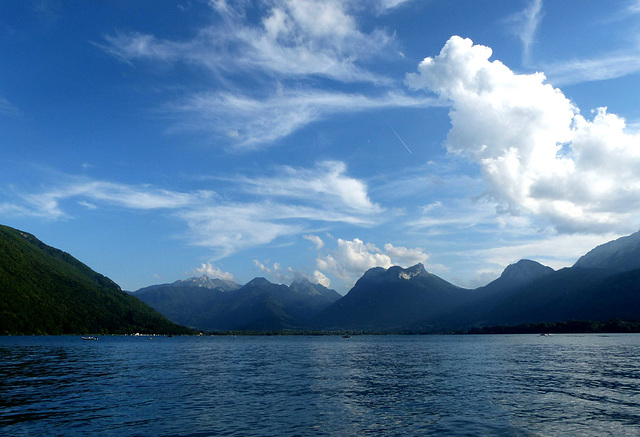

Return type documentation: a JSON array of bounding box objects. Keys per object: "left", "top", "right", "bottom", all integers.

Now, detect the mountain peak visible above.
[
  {"left": 174, "top": 275, "right": 214, "bottom": 288},
  {"left": 573, "top": 230, "right": 640, "bottom": 273},
  {"left": 500, "top": 259, "right": 554, "bottom": 283},
  {"left": 360, "top": 263, "right": 428, "bottom": 283},
  {"left": 290, "top": 277, "right": 313, "bottom": 287},
  {"left": 172, "top": 275, "right": 240, "bottom": 291},
  {"left": 398, "top": 263, "right": 427, "bottom": 280},
  {"left": 246, "top": 277, "right": 272, "bottom": 287}
]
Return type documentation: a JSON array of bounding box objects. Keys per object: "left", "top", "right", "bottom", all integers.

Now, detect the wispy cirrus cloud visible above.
[
  {"left": 99, "top": 0, "right": 436, "bottom": 149},
  {"left": 506, "top": 0, "right": 543, "bottom": 64},
  {"left": 0, "top": 97, "right": 21, "bottom": 117},
  {"left": 373, "top": 0, "right": 419, "bottom": 14},
  {"left": 2, "top": 161, "right": 382, "bottom": 259},
  {"left": 235, "top": 161, "right": 381, "bottom": 214},
  {"left": 543, "top": 52, "right": 640, "bottom": 86},
  {"left": 467, "top": 233, "right": 622, "bottom": 273},
  {"left": 535, "top": 1, "right": 640, "bottom": 85},
  {"left": 103, "top": 0, "right": 393, "bottom": 84},
  {"left": 19, "top": 180, "right": 215, "bottom": 219},
  {"left": 168, "top": 89, "right": 436, "bottom": 149}
]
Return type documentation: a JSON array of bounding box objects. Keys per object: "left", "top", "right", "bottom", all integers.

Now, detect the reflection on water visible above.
[{"left": 1, "top": 334, "right": 640, "bottom": 436}]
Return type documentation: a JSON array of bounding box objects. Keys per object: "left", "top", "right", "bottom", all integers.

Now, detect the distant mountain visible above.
[
  {"left": 573, "top": 230, "right": 640, "bottom": 273},
  {"left": 288, "top": 277, "right": 344, "bottom": 316},
  {"left": 129, "top": 229, "right": 640, "bottom": 332},
  {"left": 0, "top": 224, "right": 192, "bottom": 335},
  {"left": 313, "top": 264, "right": 471, "bottom": 330},
  {"left": 168, "top": 275, "right": 241, "bottom": 291},
  {"left": 133, "top": 276, "right": 341, "bottom": 331},
  {"left": 130, "top": 276, "right": 241, "bottom": 329}
]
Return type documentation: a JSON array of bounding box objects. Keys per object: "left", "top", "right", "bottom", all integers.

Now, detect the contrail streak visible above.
[{"left": 384, "top": 118, "right": 412, "bottom": 154}]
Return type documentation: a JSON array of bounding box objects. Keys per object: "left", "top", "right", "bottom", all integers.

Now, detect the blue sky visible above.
[{"left": 2, "top": 0, "right": 640, "bottom": 293}]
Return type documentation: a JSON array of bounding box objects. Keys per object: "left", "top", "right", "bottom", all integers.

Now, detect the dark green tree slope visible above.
[{"left": 0, "top": 224, "right": 192, "bottom": 335}]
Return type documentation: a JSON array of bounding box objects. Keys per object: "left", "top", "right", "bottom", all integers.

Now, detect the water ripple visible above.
[{"left": 1, "top": 334, "right": 640, "bottom": 436}]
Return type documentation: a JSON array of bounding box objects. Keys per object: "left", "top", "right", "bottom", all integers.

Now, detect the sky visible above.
[{"left": 1, "top": 0, "right": 640, "bottom": 294}]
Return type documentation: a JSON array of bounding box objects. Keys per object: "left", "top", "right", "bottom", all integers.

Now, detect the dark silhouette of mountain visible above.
[
  {"left": 480, "top": 267, "right": 611, "bottom": 326},
  {"left": 313, "top": 232, "right": 640, "bottom": 332},
  {"left": 573, "top": 230, "right": 640, "bottom": 273},
  {"left": 312, "top": 264, "right": 471, "bottom": 330},
  {"left": 132, "top": 276, "right": 341, "bottom": 331},
  {"left": 0, "top": 224, "right": 192, "bottom": 335},
  {"left": 482, "top": 259, "right": 555, "bottom": 295},
  {"left": 137, "top": 230, "right": 640, "bottom": 332},
  {"left": 436, "top": 259, "right": 556, "bottom": 329},
  {"left": 459, "top": 232, "right": 640, "bottom": 329},
  {"left": 479, "top": 264, "right": 640, "bottom": 327}
]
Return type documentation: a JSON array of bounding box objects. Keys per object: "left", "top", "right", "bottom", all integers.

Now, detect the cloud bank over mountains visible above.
[{"left": 407, "top": 35, "right": 640, "bottom": 235}]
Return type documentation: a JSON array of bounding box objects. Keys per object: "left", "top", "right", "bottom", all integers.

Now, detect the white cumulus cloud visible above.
[
  {"left": 407, "top": 36, "right": 640, "bottom": 234},
  {"left": 194, "top": 262, "right": 235, "bottom": 281},
  {"left": 313, "top": 270, "right": 331, "bottom": 287},
  {"left": 317, "top": 238, "right": 392, "bottom": 284},
  {"left": 384, "top": 243, "right": 429, "bottom": 266}
]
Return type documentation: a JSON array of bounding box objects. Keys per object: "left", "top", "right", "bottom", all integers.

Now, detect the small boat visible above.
[
  {"left": 341, "top": 334, "right": 351, "bottom": 338},
  {"left": 82, "top": 336, "right": 98, "bottom": 340}
]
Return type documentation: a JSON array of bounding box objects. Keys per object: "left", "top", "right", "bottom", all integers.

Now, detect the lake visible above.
[{"left": 1, "top": 334, "right": 640, "bottom": 436}]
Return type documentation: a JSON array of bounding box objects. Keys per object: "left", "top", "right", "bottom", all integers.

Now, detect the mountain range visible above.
[
  {"left": 3, "top": 221, "right": 640, "bottom": 334},
  {"left": 131, "top": 276, "right": 342, "bottom": 331},
  {"left": 132, "top": 230, "right": 640, "bottom": 332}
]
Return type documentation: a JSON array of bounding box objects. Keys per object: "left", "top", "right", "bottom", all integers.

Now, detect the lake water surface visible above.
[{"left": 1, "top": 334, "right": 640, "bottom": 436}]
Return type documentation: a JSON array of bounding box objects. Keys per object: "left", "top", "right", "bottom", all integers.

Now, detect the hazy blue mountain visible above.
[
  {"left": 313, "top": 264, "right": 471, "bottom": 330},
  {"left": 130, "top": 276, "right": 241, "bottom": 329},
  {"left": 573, "top": 230, "right": 640, "bottom": 273},
  {"left": 168, "top": 275, "right": 241, "bottom": 291},
  {"left": 287, "top": 277, "right": 343, "bottom": 317},
  {"left": 0, "top": 224, "right": 192, "bottom": 335},
  {"left": 133, "top": 276, "right": 341, "bottom": 331}
]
